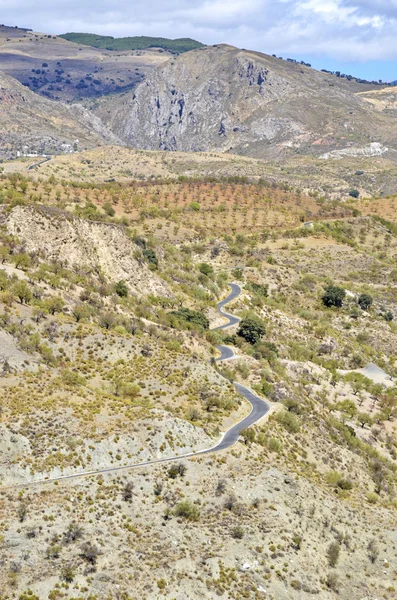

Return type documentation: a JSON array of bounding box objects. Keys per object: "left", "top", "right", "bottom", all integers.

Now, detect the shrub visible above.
[
  {"left": 322, "top": 285, "right": 346, "bottom": 308},
  {"left": 103, "top": 201, "right": 115, "bottom": 216},
  {"left": 349, "top": 189, "right": 360, "bottom": 198},
  {"left": 237, "top": 316, "right": 266, "bottom": 344},
  {"left": 174, "top": 500, "right": 200, "bottom": 521},
  {"left": 232, "top": 525, "right": 245, "bottom": 539},
  {"left": 115, "top": 280, "right": 128, "bottom": 297},
  {"left": 268, "top": 437, "right": 282, "bottom": 452},
  {"left": 326, "top": 571, "right": 339, "bottom": 590},
  {"left": 358, "top": 293, "right": 372, "bottom": 310},
  {"left": 275, "top": 410, "right": 300, "bottom": 433},
  {"left": 143, "top": 247, "right": 158, "bottom": 267},
  {"left": 367, "top": 539, "right": 379, "bottom": 563},
  {"left": 168, "top": 462, "right": 187, "bottom": 479},
  {"left": 170, "top": 307, "right": 209, "bottom": 330},
  {"left": 382, "top": 311, "right": 393, "bottom": 322},
  {"left": 80, "top": 542, "right": 100, "bottom": 564},
  {"left": 61, "top": 566, "right": 75, "bottom": 582},
  {"left": 46, "top": 545, "right": 62, "bottom": 559},
  {"left": 199, "top": 262, "right": 213, "bottom": 276},
  {"left": 327, "top": 542, "right": 340, "bottom": 567},
  {"left": 247, "top": 282, "right": 268, "bottom": 297},
  {"left": 122, "top": 482, "right": 134, "bottom": 501}
]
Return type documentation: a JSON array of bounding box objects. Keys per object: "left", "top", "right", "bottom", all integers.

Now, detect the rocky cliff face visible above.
[
  {"left": 5, "top": 206, "right": 171, "bottom": 297},
  {"left": 104, "top": 45, "right": 397, "bottom": 159}
]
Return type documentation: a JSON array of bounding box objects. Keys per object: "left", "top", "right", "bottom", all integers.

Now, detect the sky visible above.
[{"left": 1, "top": 0, "right": 396, "bottom": 81}]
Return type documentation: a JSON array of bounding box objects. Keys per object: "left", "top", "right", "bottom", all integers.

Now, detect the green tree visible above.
[
  {"left": 72, "top": 304, "right": 90, "bottom": 323},
  {"left": 44, "top": 296, "right": 65, "bottom": 315},
  {"left": 322, "top": 285, "right": 346, "bottom": 308},
  {"left": 237, "top": 316, "right": 266, "bottom": 344},
  {"left": 13, "top": 280, "right": 32, "bottom": 304},
  {"left": 357, "top": 412, "right": 372, "bottom": 428},
  {"left": 13, "top": 253, "right": 32, "bottom": 271},
  {"left": 358, "top": 293, "right": 373, "bottom": 310}
]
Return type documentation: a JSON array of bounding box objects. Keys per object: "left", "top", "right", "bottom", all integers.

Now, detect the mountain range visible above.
[{"left": 0, "top": 24, "right": 397, "bottom": 192}]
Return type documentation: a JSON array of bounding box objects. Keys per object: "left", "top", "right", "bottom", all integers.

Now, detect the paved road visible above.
[
  {"left": 9, "top": 283, "right": 271, "bottom": 487},
  {"left": 28, "top": 156, "right": 51, "bottom": 171}
]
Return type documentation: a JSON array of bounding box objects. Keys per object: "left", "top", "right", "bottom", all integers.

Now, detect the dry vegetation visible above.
[{"left": 0, "top": 170, "right": 397, "bottom": 599}]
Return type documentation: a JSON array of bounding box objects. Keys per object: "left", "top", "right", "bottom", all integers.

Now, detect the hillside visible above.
[
  {"left": 0, "top": 24, "right": 170, "bottom": 101},
  {"left": 4, "top": 145, "right": 397, "bottom": 198},
  {"left": 0, "top": 70, "right": 120, "bottom": 158},
  {"left": 60, "top": 32, "right": 204, "bottom": 54},
  {"left": 96, "top": 44, "right": 397, "bottom": 161},
  {"left": 0, "top": 171, "right": 397, "bottom": 598}
]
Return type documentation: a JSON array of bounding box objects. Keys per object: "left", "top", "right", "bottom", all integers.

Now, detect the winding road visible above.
[{"left": 10, "top": 283, "right": 271, "bottom": 487}]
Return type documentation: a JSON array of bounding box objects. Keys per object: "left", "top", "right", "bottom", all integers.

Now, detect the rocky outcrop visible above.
[
  {"left": 104, "top": 45, "right": 397, "bottom": 159},
  {"left": 5, "top": 206, "right": 172, "bottom": 298}
]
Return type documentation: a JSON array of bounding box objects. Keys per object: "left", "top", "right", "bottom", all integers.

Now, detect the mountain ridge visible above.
[{"left": 94, "top": 44, "right": 397, "bottom": 161}]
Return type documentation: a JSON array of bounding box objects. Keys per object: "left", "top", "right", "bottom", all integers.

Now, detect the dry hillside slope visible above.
[
  {"left": 0, "top": 24, "right": 170, "bottom": 101},
  {"left": 4, "top": 205, "right": 171, "bottom": 297},
  {"left": 0, "top": 69, "right": 120, "bottom": 158}
]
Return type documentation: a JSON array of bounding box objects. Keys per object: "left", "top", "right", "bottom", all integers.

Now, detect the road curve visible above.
[
  {"left": 9, "top": 283, "right": 271, "bottom": 487},
  {"left": 28, "top": 156, "right": 51, "bottom": 171}
]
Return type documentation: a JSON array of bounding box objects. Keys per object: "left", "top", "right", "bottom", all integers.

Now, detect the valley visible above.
[{"left": 0, "top": 21, "right": 397, "bottom": 600}]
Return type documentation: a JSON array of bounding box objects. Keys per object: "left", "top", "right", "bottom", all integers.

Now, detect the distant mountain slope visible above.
[
  {"left": 98, "top": 44, "right": 397, "bottom": 160},
  {"left": 60, "top": 33, "right": 204, "bottom": 54},
  {"left": 0, "top": 24, "right": 170, "bottom": 101},
  {"left": 0, "top": 70, "right": 120, "bottom": 158}
]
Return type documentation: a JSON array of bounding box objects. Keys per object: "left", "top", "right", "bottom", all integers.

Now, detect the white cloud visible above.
[{"left": 1, "top": 0, "right": 397, "bottom": 63}]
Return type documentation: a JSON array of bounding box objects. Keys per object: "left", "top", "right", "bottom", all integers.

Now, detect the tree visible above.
[
  {"left": 99, "top": 312, "right": 116, "bottom": 330},
  {"left": 237, "top": 316, "right": 266, "bottom": 344},
  {"left": 44, "top": 296, "right": 65, "bottom": 315},
  {"left": 13, "top": 280, "right": 32, "bottom": 304},
  {"left": 13, "top": 253, "right": 32, "bottom": 271},
  {"left": 240, "top": 428, "right": 256, "bottom": 445},
  {"left": 358, "top": 293, "right": 373, "bottom": 310},
  {"left": 335, "top": 399, "right": 357, "bottom": 421},
  {"left": 115, "top": 280, "right": 128, "bottom": 297},
  {"left": 322, "top": 285, "right": 346, "bottom": 308},
  {"left": 378, "top": 389, "right": 397, "bottom": 421},
  {"left": 344, "top": 372, "right": 370, "bottom": 395},
  {"left": 17, "top": 502, "right": 28, "bottom": 522},
  {"left": 357, "top": 412, "right": 372, "bottom": 428},
  {"left": 72, "top": 304, "right": 90, "bottom": 323},
  {"left": 371, "top": 460, "right": 387, "bottom": 495}
]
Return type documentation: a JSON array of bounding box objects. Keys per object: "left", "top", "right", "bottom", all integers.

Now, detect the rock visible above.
[{"left": 319, "top": 338, "right": 336, "bottom": 355}]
